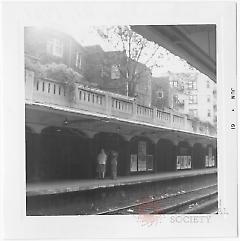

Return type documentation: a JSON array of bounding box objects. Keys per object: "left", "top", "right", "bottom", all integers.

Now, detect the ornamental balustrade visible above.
[{"left": 25, "top": 70, "right": 216, "bottom": 137}]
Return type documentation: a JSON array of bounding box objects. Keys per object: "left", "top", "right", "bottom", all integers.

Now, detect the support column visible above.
[
  {"left": 124, "top": 141, "right": 131, "bottom": 176},
  {"left": 154, "top": 143, "right": 159, "bottom": 173},
  {"left": 26, "top": 124, "right": 45, "bottom": 182},
  {"left": 172, "top": 144, "right": 178, "bottom": 171},
  {"left": 87, "top": 137, "right": 95, "bottom": 179},
  {"left": 171, "top": 139, "right": 179, "bottom": 171},
  {"left": 212, "top": 140, "right": 217, "bottom": 168},
  {"left": 214, "top": 147, "right": 217, "bottom": 168},
  {"left": 188, "top": 142, "right": 194, "bottom": 170},
  {"left": 31, "top": 133, "right": 43, "bottom": 182},
  {"left": 202, "top": 143, "right": 208, "bottom": 168}
]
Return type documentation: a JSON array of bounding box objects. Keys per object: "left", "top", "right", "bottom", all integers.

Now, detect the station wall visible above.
[{"left": 25, "top": 125, "right": 217, "bottom": 182}]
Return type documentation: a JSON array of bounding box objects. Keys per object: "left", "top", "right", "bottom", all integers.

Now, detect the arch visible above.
[
  {"left": 130, "top": 135, "right": 154, "bottom": 144},
  {"left": 26, "top": 125, "right": 34, "bottom": 134},
  {"left": 93, "top": 132, "right": 128, "bottom": 177},
  {"left": 177, "top": 141, "right": 191, "bottom": 155},
  {"left": 93, "top": 132, "right": 125, "bottom": 150},
  {"left": 41, "top": 126, "right": 91, "bottom": 180},
  {"left": 184, "top": 140, "right": 195, "bottom": 148},
  {"left": 156, "top": 139, "right": 176, "bottom": 172},
  {"left": 25, "top": 125, "right": 35, "bottom": 182},
  {"left": 176, "top": 141, "right": 192, "bottom": 170},
  {"left": 129, "top": 136, "right": 155, "bottom": 173},
  {"left": 205, "top": 144, "right": 216, "bottom": 168},
  {"left": 42, "top": 126, "right": 87, "bottom": 138},
  {"left": 26, "top": 123, "right": 45, "bottom": 134},
  {"left": 192, "top": 143, "right": 205, "bottom": 169},
  {"left": 214, "top": 146, "right": 217, "bottom": 167}
]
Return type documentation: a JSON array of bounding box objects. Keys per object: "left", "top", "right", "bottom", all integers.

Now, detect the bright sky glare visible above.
[{"left": 39, "top": 24, "right": 199, "bottom": 77}]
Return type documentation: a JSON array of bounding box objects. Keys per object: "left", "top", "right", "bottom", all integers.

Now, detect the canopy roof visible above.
[{"left": 131, "top": 25, "right": 216, "bottom": 82}]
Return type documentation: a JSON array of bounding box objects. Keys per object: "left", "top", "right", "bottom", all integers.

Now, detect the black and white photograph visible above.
[
  {"left": 1, "top": 1, "right": 238, "bottom": 239},
  {"left": 25, "top": 24, "right": 218, "bottom": 216}
]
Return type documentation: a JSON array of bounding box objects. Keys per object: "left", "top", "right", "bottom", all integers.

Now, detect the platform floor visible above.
[{"left": 27, "top": 168, "right": 217, "bottom": 197}]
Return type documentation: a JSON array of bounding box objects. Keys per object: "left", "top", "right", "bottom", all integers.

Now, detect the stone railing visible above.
[{"left": 25, "top": 70, "right": 216, "bottom": 137}]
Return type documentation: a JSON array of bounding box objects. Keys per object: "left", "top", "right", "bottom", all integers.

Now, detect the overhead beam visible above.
[{"left": 131, "top": 25, "right": 216, "bottom": 82}]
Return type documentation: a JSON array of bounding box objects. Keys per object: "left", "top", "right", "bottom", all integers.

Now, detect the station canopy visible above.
[{"left": 131, "top": 25, "right": 216, "bottom": 82}]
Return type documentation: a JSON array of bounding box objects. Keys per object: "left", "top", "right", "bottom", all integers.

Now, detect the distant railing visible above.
[
  {"left": 112, "top": 98, "right": 133, "bottom": 114},
  {"left": 137, "top": 105, "right": 153, "bottom": 118},
  {"left": 25, "top": 70, "right": 216, "bottom": 137}
]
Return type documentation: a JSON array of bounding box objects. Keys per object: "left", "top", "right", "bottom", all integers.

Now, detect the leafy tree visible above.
[{"left": 96, "top": 25, "right": 166, "bottom": 97}]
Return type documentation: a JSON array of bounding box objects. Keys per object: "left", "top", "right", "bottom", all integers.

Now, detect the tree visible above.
[{"left": 95, "top": 25, "right": 166, "bottom": 97}]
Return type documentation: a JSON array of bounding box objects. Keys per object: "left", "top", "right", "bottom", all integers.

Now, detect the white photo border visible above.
[{"left": 1, "top": 1, "right": 238, "bottom": 239}]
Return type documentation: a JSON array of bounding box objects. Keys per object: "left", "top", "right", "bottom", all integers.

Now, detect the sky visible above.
[{"left": 40, "top": 24, "right": 199, "bottom": 77}]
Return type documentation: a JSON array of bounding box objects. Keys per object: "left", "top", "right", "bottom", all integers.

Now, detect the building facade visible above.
[
  {"left": 85, "top": 46, "right": 152, "bottom": 106},
  {"left": 152, "top": 72, "right": 217, "bottom": 126},
  {"left": 151, "top": 76, "right": 172, "bottom": 110},
  {"left": 24, "top": 27, "right": 87, "bottom": 77},
  {"left": 25, "top": 27, "right": 152, "bottom": 106}
]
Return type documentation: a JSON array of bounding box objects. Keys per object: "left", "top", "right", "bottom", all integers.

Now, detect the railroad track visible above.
[{"left": 97, "top": 184, "right": 217, "bottom": 215}]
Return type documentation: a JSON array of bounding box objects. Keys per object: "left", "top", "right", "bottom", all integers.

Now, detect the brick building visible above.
[
  {"left": 151, "top": 76, "right": 172, "bottom": 110},
  {"left": 85, "top": 45, "right": 152, "bottom": 106},
  {"left": 25, "top": 27, "right": 152, "bottom": 106},
  {"left": 24, "top": 27, "right": 87, "bottom": 78}
]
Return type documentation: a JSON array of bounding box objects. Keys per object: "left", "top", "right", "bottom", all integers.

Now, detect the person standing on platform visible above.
[
  {"left": 97, "top": 148, "right": 107, "bottom": 179},
  {"left": 110, "top": 151, "right": 118, "bottom": 179}
]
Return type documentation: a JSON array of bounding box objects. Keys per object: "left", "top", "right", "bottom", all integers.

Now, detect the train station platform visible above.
[{"left": 27, "top": 168, "right": 217, "bottom": 197}]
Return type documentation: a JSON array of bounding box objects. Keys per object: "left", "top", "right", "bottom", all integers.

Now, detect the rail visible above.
[{"left": 97, "top": 184, "right": 217, "bottom": 215}]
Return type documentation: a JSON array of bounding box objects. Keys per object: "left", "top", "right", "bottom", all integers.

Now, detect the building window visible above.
[
  {"left": 207, "top": 109, "right": 211, "bottom": 117},
  {"left": 189, "top": 95, "right": 197, "bottom": 104},
  {"left": 75, "top": 52, "right": 82, "bottom": 69},
  {"left": 111, "top": 64, "right": 120, "bottom": 79},
  {"left": 46, "top": 38, "right": 64, "bottom": 57},
  {"left": 189, "top": 109, "right": 198, "bottom": 117},
  {"left": 206, "top": 80, "right": 210, "bottom": 88},
  {"left": 173, "top": 94, "right": 178, "bottom": 104},
  {"left": 213, "top": 104, "right": 217, "bottom": 111},
  {"left": 207, "top": 95, "right": 211, "bottom": 102},
  {"left": 188, "top": 81, "right": 197, "bottom": 90},
  {"left": 170, "top": 81, "right": 178, "bottom": 88},
  {"left": 157, "top": 90, "right": 164, "bottom": 99}
]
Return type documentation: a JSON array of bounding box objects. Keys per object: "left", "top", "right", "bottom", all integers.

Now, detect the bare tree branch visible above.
[
  {"left": 144, "top": 46, "right": 160, "bottom": 66},
  {"left": 95, "top": 25, "right": 165, "bottom": 97}
]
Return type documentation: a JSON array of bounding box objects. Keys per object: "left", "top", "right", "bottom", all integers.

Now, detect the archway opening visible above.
[
  {"left": 41, "top": 126, "right": 91, "bottom": 180},
  {"left": 25, "top": 126, "right": 35, "bottom": 182},
  {"left": 156, "top": 139, "right": 176, "bottom": 172},
  {"left": 93, "top": 132, "right": 127, "bottom": 177},
  {"left": 176, "top": 141, "right": 192, "bottom": 170},
  {"left": 192, "top": 143, "right": 205, "bottom": 169},
  {"left": 129, "top": 136, "right": 155, "bottom": 174},
  {"left": 205, "top": 144, "right": 216, "bottom": 168}
]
